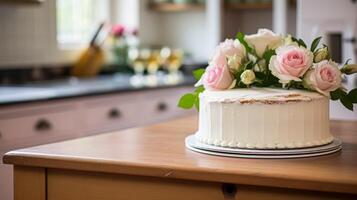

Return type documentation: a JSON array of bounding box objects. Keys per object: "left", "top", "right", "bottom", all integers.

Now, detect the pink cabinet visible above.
[
  {"left": 0, "top": 104, "right": 80, "bottom": 150},
  {"left": 0, "top": 86, "right": 194, "bottom": 200}
]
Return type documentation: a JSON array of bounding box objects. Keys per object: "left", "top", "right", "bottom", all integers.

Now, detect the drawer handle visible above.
[
  {"left": 108, "top": 108, "right": 121, "bottom": 119},
  {"left": 35, "top": 119, "right": 52, "bottom": 132},
  {"left": 157, "top": 102, "right": 168, "bottom": 112},
  {"left": 221, "top": 183, "right": 237, "bottom": 199}
]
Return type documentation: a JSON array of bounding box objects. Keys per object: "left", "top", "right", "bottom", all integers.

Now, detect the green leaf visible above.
[
  {"left": 310, "top": 36, "right": 322, "bottom": 52},
  {"left": 347, "top": 88, "right": 357, "bottom": 103},
  {"left": 330, "top": 92, "right": 339, "bottom": 101},
  {"left": 291, "top": 36, "right": 307, "bottom": 48},
  {"left": 237, "top": 81, "right": 247, "bottom": 88},
  {"left": 193, "top": 86, "right": 205, "bottom": 110},
  {"left": 254, "top": 71, "right": 265, "bottom": 80},
  {"left": 244, "top": 61, "right": 254, "bottom": 70},
  {"left": 298, "top": 39, "right": 307, "bottom": 48},
  {"left": 291, "top": 36, "right": 299, "bottom": 43},
  {"left": 195, "top": 85, "right": 205, "bottom": 93},
  {"left": 330, "top": 88, "right": 346, "bottom": 101},
  {"left": 343, "top": 58, "right": 352, "bottom": 66},
  {"left": 178, "top": 93, "right": 196, "bottom": 109},
  {"left": 236, "top": 32, "right": 252, "bottom": 53},
  {"left": 194, "top": 97, "right": 200, "bottom": 110},
  {"left": 193, "top": 68, "right": 205, "bottom": 80},
  {"left": 262, "top": 49, "right": 275, "bottom": 64},
  {"left": 340, "top": 96, "right": 354, "bottom": 111}
]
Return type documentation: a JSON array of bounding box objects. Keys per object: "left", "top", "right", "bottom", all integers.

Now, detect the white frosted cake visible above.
[{"left": 196, "top": 88, "right": 334, "bottom": 149}]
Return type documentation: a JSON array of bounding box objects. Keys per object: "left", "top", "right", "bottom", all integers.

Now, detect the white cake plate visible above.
[{"left": 185, "top": 135, "right": 342, "bottom": 159}]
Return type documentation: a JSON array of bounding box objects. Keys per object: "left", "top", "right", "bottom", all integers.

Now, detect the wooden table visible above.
[{"left": 3, "top": 117, "right": 357, "bottom": 200}]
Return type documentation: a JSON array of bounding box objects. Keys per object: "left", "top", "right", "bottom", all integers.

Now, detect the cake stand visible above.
[{"left": 185, "top": 134, "right": 342, "bottom": 159}]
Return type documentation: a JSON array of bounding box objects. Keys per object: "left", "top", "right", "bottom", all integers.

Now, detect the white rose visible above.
[
  {"left": 341, "top": 64, "right": 357, "bottom": 75},
  {"left": 313, "top": 47, "right": 329, "bottom": 63},
  {"left": 284, "top": 35, "right": 299, "bottom": 46},
  {"left": 227, "top": 54, "right": 244, "bottom": 73},
  {"left": 240, "top": 70, "right": 256, "bottom": 85},
  {"left": 245, "top": 29, "right": 283, "bottom": 58}
]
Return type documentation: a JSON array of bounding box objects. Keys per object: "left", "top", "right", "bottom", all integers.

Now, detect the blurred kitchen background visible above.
[{"left": 0, "top": 0, "right": 356, "bottom": 200}]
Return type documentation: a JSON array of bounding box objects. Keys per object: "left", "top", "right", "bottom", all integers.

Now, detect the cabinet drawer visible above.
[
  {"left": 83, "top": 101, "right": 141, "bottom": 134},
  {"left": 48, "top": 169, "right": 224, "bottom": 200},
  {"left": 47, "top": 169, "right": 357, "bottom": 200},
  {"left": 0, "top": 106, "right": 78, "bottom": 150},
  {"left": 142, "top": 88, "right": 195, "bottom": 125},
  {"left": 144, "top": 95, "right": 186, "bottom": 123}
]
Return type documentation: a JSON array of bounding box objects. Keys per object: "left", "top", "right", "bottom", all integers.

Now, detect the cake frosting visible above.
[{"left": 196, "top": 88, "right": 334, "bottom": 149}]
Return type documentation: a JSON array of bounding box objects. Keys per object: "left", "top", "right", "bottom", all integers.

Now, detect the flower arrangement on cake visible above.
[{"left": 178, "top": 29, "right": 357, "bottom": 111}]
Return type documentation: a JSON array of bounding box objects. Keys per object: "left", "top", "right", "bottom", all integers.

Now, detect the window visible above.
[{"left": 56, "top": 0, "right": 110, "bottom": 48}]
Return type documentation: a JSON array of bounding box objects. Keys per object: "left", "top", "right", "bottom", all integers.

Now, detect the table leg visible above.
[{"left": 14, "top": 166, "right": 46, "bottom": 200}]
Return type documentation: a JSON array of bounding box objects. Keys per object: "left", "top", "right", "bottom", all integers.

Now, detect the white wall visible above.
[
  {"left": 159, "top": 13, "right": 210, "bottom": 62},
  {"left": 138, "top": 0, "right": 297, "bottom": 63},
  {"left": 112, "top": 0, "right": 139, "bottom": 29},
  {"left": 0, "top": 0, "right": 139, "bottom": 68},
  {"left": 0, "top": 1, "right": 78, "bottom": 67},
  {"left": 297, "top": 0, "right": 357, "bottom": 48},
  {"left": 0, "top": 0, "right": 298, "bottom": 68},
  {"left": 0, "top": 0, "right": 211, "bottom": 67},
  {"left": 138, "top": 0, "right": 211, "bottom": 63}
]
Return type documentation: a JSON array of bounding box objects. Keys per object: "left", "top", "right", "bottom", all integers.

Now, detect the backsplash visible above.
[
  {"left": 0, "top": 1, "right": 76, "bottom": 67},
  {"left": 0, "top": 66, "right": 70, "bottom": 84}
]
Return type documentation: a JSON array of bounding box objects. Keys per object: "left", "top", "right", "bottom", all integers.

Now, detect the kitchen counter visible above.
[
  {"left": 3, "top": 117, "right": 357, "bottom": 199},
  {"left": 0, "top": 77, "right": 195, "bottom": 200},
  {"left": 0, "top": 73, "right": 195, "bottom": 105}
]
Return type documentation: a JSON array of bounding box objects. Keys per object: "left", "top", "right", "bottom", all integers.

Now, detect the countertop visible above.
[
  {"left": 0, "top": 73, "right": 195, "bottom": 105},
  {"left": 3, "top": 116, "right": 357, "bottom": 194}
]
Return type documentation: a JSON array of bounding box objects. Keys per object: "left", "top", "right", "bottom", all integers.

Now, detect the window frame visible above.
[{"left": 56, "top": 0, "right": 115, "bottom": 50}]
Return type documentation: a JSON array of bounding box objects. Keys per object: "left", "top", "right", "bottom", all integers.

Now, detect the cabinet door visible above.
[
  {"left": 81, "top": 92, "right": 145, "bottom": 135},
  {"left": 142, "top": 87, "right": 195, "bottom": 125},
  {"left": 47, "top": 169, "right": 225, "bottom": 200},
  {"left": 0, "top": 151, "right": 13, "bottom": 200},
  {"left": 0, "top": 101, "right": 81, "bottom": 200},
  {"left": 47, "top": 169, "right": 357, "bottom": 200},
  {"left": 82, "top": 101, "right": 143, "bottom": 135},
  {"left": 0, "top": 104, "right": 79, "bottom": 151}
]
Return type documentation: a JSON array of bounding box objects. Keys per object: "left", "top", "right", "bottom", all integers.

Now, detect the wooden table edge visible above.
[{"left": 3, "top": 151, "right": 357, "bottom": 195}]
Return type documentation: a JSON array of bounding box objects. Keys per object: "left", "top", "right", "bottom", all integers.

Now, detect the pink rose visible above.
[
  {"left": 210, "top": 39, "right": 245, "bottom": 70},
  {"left": 111, "top": 24, "right": 125, "bottom": 37},
  {"left": 269, "top": 45, "right": 313, "bottom": 84},
  {"left": 196, "top": 65, "right": 234, "bottom": 90},
  {"left": 303, "top": 60, "right": 342, "bottom": 96},
  {"left": 194, "top": 39, "right": 242, "bottom": 90}
]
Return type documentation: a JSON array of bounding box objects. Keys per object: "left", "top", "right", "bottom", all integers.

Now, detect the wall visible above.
[
  {"left": 0, "top": 0, "right": 210, "bottom": 67},
  {"left": 224, "top": 10, "right": 273, "bottom": 38},
  {"left": 0, "top": 0, "right": 298, "bottom": 68},
  {"left": 138, "top": 0, "right": 211, "bottom": 63},
  {"left": 112, "top": 0, "right": 139, "bottom": 28},
  {"left": 224, "top": 5, "right": 296, "bottom": 39},
  {"left": 138, "top": 1, "right": 297, "bottom": 63},
  {"left": 0, "top": 0, "right": 139, "bottom": 68},
  {"left": 297, "top": 0, "right": 356, "bottom": 55},
  {"left": 0, "top": 0, "right": 78, "bottom": 67}
]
